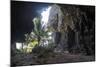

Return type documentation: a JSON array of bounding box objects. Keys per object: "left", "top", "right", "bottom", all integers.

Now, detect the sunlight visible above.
[
  {"left": 16, "top": 42, "right": 22, "bottom": 49},
  {"left": 43, "top": 40, "right": 49, "bottom": 46},
  {"left": 48, "top": 32, "right": 52, "bottom": 35},
  {"left": 41, "top": 6, "right": 51, "bottom": 27},
  {"left": 48, "top": 36, "right": 52, "bottom": 40}
]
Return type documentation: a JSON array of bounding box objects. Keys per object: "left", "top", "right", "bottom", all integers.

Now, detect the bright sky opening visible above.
[{"left": 41, "top": 6, "right": 51, "bottom": 26}]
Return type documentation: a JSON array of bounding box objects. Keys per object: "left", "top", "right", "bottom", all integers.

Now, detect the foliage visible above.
[
  {"left": 23, "top": 17, "right": 52, "bottom": 53},
  {"left": 26, "top": 40, "right": 38, "bottom": 53},
  {"left": 32, "top": 46, "right": 54, "bottom": 58},
  {"left": 32, "top": 17, "right": 49, "bottom": 45}
]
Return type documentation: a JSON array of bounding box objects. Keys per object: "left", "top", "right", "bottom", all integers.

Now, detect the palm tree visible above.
[{"left": 32, "top": 17, "right": 48, "bottom": 46}]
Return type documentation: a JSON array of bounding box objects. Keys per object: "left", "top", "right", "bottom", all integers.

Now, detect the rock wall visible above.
[{"left": 48, "top": 4, "right": 95, "bottom": 55}]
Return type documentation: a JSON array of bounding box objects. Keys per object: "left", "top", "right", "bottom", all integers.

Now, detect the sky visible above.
[{"left": 11, "top": 1, "right": 52, "bottom": 43}]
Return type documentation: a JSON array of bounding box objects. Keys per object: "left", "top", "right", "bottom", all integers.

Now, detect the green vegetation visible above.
[
  {"left": 19, "top": 17, "right": 52, "bottom": 53},
  {"left": 32, "top": 17, "right": 48, "bottom": 46}
]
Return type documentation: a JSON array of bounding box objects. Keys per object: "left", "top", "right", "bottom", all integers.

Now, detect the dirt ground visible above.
[{"left": 11, "top": 52, "right": 95, "bottom": 66}]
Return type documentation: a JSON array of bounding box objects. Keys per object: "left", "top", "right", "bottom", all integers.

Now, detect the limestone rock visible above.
[{"left": 48, "top": 4, "right": 95, "bottom": 55}]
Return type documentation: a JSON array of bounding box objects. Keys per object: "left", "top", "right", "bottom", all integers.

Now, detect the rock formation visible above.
[{"left": 48, "top": 4, "right": 95, "bottom": 55}]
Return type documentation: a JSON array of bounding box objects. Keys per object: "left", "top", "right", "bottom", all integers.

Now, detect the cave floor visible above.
[{"left": 11, "top": 52, "right": 95, "bottom": 66}]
